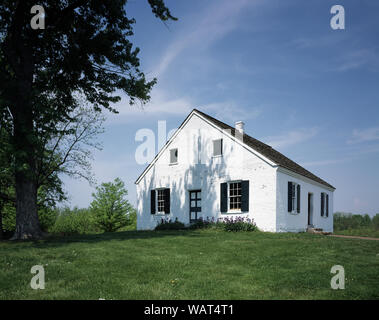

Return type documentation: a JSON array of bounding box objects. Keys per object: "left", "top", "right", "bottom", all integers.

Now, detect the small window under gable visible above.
[
  {"left": 213, "top": 139, "right": 223, "bottom": 157},
  {"left": 170, "top": 148, "right": 178, "bottom": 164}
]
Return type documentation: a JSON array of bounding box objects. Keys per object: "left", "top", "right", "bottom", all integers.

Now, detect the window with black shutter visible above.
[
  {"left": 241, "top": 180, "right": 249, "bottom": 212},
  {"left": 297, "top": 184, "right": 301, "bottom": 213},
  {"left": 321, "top": 192, "right": 328, "bottom": 217},
  {"left": 326, "top": 194, "right": 329, "bottom": 217},
  {"left": 220, "top": 183, "right": 228, "bottom": 213},
  {"left": 164, "top": 188, "right": 170, "bottom": 214},
  {"left": 288, "top": 182, "right": 293, "bottom": 212},
  {"left": 154, "top": 188, "right": 170, "bottom": 214},
  {"left": 157, "top": 189, "right": 165, "bottom": 213},
  {"left": 321, "top": 192, "right": 325, "bottom": 217},
  {"left": 288, "top": 181, "right": 300, "bottom": 213},
  {"left": 229, "top": 182, "right": 242, "bottom": 210},
  {"left": 151, "top": 190, "right": 156, "bottom": 214}
]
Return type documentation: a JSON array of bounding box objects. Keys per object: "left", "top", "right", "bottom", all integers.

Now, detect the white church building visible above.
[{"left": 135, "top": 109, "right": 335, "bottom": 232}]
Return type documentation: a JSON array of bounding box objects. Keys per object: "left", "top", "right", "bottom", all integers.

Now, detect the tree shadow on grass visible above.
[{"left": 1, "top": 229, "right": 211, "bottom": 248}]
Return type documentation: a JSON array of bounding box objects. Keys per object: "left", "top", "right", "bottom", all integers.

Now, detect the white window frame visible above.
[
  {"left": 169, "top": 148, "right": 178, "bottom": 165},
  {"left": 290, "top": 182, "right": 299, "bottom": 214},
  {"left": 228, "top": 181, "right": 242, "bottom": 212},
  {"left": 212, "top": 139, "right": 223, "bottom": 157},
  {"left": 156, "top": 189, "right": 166, "bottom": 215}
]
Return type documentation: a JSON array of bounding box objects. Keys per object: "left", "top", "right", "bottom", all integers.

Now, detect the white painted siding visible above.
[
  {"left": 136, "top": 111, "right": 334, "bottom": 233},
  {"left": 136, "top": 113, "right": 277, "bottom": 231},
  {"left": 276, "top": 168, "right": 334, "bottom": 232}
]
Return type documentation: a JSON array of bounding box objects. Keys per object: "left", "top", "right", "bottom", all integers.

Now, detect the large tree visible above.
[
  {"left": 0, "top": 105, "right": 104, "bottom": 236},
  {"left": 0, "top": 0, "right": 176, "bottom": 239}
]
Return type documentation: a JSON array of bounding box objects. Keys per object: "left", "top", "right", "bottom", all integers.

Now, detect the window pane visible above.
[
  {"left": 191, "top": 192, "right": 196, "bottom": 199},
  {"left": 229, "top": 182, "right": 242, "bottom": 210},
  {"left": 157, "top": 190, "right": 165, "bottom": 212},
  {"left": 197, "top": 192, "right": 201, "bottom": 199},
  {"left": 213, "top": 139, "right": 222, "bottom": 156},
  {"left": 191, "top": 201, "right": 196, "bottom": 207},
  {"left": 170, "top": 149, "right": 178, "bottom": 163}
]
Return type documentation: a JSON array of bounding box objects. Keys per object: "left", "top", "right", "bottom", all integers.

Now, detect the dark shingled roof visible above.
[{"left": 194, "top": 109, "right": 335, "bottom": 190}]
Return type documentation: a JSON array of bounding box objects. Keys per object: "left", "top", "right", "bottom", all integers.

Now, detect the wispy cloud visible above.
[
  {"left": 301, "top": 158, "right": 347, "bottom": 167},
  {"left": 105, "top": 88, "right": 195, "bottom": 124},
  {"left": 333, "top": 48, "right": 379, "bottom": 72},
  {"left": 153, "top": 0, "right": 260, "bottom": 77},
  {"left": 347, "top": 127, "right": 379, "bottom": 144},
  {"left": 292, "top": 34, "right": 347, "bottom": 49},
  {"left": 106, "top": 90, "right": 263, "bottom": 125},
  {"left": 263, "top": 128, "right": 319, "bottom": 149},
  {"left": 200, "top": 102, "right": 262, "bottom": 123}
]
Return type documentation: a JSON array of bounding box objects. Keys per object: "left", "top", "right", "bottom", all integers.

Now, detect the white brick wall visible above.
[{"left": 276, "top": 168, "right": 334, "bottom": 232}]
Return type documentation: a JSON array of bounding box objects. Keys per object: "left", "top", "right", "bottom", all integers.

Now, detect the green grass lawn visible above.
[
  {"left": 334, "top": 228, "right": 379, "bottom": 238},
  {"left": 1, "top": 230, "right": 378, "bottom": 300}
]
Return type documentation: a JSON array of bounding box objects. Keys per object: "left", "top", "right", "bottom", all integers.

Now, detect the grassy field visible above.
[
  {"left": 333, "top": 228, "right": 379, "bottom": 238},
  {"left": 1, "top": 230, "right": 378, "bottom": 300}
]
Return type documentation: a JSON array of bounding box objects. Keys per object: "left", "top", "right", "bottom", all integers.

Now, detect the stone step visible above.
[{"left": 306, "top": 227, "right": 332, "bottom": 235}]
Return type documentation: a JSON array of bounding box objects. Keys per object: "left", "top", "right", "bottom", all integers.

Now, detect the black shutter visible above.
[
  {"left": 288, "top": 182, "right": 293, "bottom": 212},
  {"left": 326, "top": 194, "right": 329, "bottom": 217},
  {"left": 220, "top": 183, "right": 228, "bottom": 213},
  {"left": 151, "top": 190, "right": 156, "bottom": 214},
  {"left": 241, "top": 180, "right": 249, "bottom": 212},
  {"left": 321, "top": 193, "right": 325, "bottom": 217},
  {"left": 164, "top": 188, "right": 170, "bottom": 214},
  {"left": 297, "top": 184, "right": 301, "bottom": 213}
]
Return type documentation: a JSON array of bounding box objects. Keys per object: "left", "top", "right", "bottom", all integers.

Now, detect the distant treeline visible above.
[{"left": 333, "top": 212, "right": 379, "bottom": 231}]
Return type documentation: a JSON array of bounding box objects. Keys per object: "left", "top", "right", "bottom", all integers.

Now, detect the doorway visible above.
[
  {"left": 189, "top": 190, "right": 201, "bottom": 222},
  {"left": 308, "top": 193, "right": 313, "bottom": 226}
]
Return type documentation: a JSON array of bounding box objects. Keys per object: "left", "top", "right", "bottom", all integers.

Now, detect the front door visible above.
[{"left": 189, "top": 190, "right": 201, "bottom": 222}]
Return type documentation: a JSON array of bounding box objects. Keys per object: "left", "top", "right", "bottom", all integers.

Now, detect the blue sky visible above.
[{"left": 62, "top": 0, "right": 379, "bottom": 215}]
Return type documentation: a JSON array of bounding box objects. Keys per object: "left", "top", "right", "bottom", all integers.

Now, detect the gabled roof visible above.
[
  {"left": 194, "top": 109, "right": 335, "bottom": 190},
  {"left": 135, "top": 108, "right": 335, "bottom": 190}
]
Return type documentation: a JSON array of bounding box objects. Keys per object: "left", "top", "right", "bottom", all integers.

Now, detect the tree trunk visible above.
[
  {"left": 9, "top": 82, "right": 43, "bottom": 240},
  {"left": 11, "top": 177, "right": 43, "bottom": 240},
  {"left": 4, "top": 4, "right": 43, "bottom": 240},
  {"left": 9, "top": 112, "right": 44, "bottom": 240}
]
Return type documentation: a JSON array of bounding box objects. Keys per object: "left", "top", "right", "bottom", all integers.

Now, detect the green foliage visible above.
[
  {"left": 0, "top": 0, "right": 176, "bottom": 239},
  {"left": 333, "top": 212, "right": 379, "bottom": 238},
  {"left": 372, "top": 214, "right": 379, "bottom": 230},
  {"left": 1, "top": 201, "right": 15, "bottom": 232},
  {"left": 0, "top": 186, "right": 64, "bottom": 233},
  {"left": 90, "top": 178, "right": 132, "bottom": 232},
  {"left": 334, "top": 212, "right": 377, "bottom": 231},
  {"left": 188, "top": 216, "right": 258, "bottom": 232},
  {"left": 188, "top": 218, "right": 219, "bottom": 230},
  {"left": 155, "top": 218, "right": 186, "bottom": 230},
  {"left": 38, "top": 207, "right": 59, "bottom": 232},
  {"left": 50, "top": 207, "right": 98, "bottom": 236},
  {"left": 219, "top": 217, "right": 258, "bottom": 232},
  {"left": 126, "top": 207, "right": 137, "bottom": 230}
]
